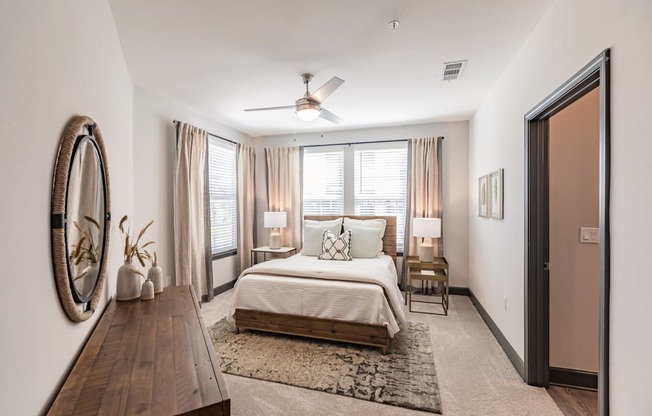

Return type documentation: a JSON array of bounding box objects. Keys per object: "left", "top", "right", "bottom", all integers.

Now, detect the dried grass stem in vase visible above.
[{"left": 116, "top": 215, "right": 156, "bottom": 300}]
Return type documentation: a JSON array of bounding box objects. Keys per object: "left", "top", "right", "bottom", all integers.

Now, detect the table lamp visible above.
[
  {"left": 413, "top": 218, "right": 441, "bottom": 262},
  {"left": 264, "top": 211, "right": 287, "bottom": 249}
]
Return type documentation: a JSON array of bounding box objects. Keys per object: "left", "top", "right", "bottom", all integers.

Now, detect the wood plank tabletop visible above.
[{"left": 48, "top": 285, "right": 230, "bottom": 416}]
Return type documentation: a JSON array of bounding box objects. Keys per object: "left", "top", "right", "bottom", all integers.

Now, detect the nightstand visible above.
[
  {"left": 251, "top": 246, "right": 296, "bottom": 265},
  {"left": 406, "top": 255, "right": 449, "bottom": 316}
]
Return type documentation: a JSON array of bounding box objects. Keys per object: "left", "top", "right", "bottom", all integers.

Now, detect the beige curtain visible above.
[
  {"left": 174, "top": 122, "right": 211, "bottom": 298},
  {"left": 404, "top": 137, "right": 444, "bottom": 284},
  {"left": 237, "top": 144, "right": 256, "bottom": 272},
  {"left": 265, "top": 147, "right": 302, "bottom": 250}
]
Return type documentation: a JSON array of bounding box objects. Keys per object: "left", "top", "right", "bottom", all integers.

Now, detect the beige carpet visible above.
[
  {"left": 202, "top": 293, "right": 564, "bottom": 416},
  {"left": 209, "top": 319, "right": 441, "bottom": 413}
]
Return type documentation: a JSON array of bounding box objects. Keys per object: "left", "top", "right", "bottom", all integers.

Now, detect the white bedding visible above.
[{"left": 229, "top": 254, "right": 405, "bottom": 337}]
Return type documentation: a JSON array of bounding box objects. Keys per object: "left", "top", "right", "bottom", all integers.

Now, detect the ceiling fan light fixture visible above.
[
  {"left": 244, "top": 73, "right": 343, "bottom": 123},
  {"left": 296, "top": 102, "right": 321, "bottom": 121}
]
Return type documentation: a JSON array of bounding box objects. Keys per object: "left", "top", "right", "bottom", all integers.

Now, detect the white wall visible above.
[
  {"left": 468, "top": 0, "right": 652, "bottom": 413},
  {"left": 255, "top": 121, "right": 469, "bottom": 287},
  {"left": 0, "top": 1, "right": 133, "bottom": 414},
  {"left": 549, "top": 88, "right": 600, "bottom": 372},
  {"left": 133, "top": 87, "right": 252, "bottom": 290}
]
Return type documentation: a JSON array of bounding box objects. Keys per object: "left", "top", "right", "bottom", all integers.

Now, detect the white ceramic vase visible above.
[
  {"left": 141, "top": 280, "right": 155, "bottom": 301},
  {"left": 116, "top": 260, "right": 141, "bottom": 301},
  {"left": 76, "top": 262, "right": 100, "bottom": 299},
  {"left": 148, "top": 263, "right": 163, "bottom": 294}
]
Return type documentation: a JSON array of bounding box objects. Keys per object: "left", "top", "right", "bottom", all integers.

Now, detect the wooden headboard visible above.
[{"left": 303, "top": 215, "right": 397, "bottom": 264}]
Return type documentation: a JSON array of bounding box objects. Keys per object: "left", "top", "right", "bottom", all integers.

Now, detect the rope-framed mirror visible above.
[{"left": 51, "top": 115, "right": 111, "bottom": 322}]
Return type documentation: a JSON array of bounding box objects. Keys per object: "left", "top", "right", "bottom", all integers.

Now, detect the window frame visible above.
[
  {"left": 302, "top": 146, "right": 346, "bottom": 217},
  {"left": 301, "top": 141, "right": 408, "bottom": 252},
  {"left": 206, "top": 137, "right": 238, "bottom": 258},
  {"left": 352, "top": 141, "right": 408, "bottom": 252}
]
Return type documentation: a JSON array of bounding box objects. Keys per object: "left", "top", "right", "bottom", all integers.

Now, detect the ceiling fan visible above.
[{"left": 244, "top": 73, "right": 345, "bottom": 123}]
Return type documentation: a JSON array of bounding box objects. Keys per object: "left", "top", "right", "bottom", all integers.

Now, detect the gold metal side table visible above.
[
  {"left": 406, "top": 255, "right": 449, "bottom": 316},
  {"left": 251, "top": 246, "right": 296, "bottom": 265}
]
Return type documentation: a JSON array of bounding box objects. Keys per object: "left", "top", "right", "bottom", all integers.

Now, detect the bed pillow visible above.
[
  {"left": 344, "top": 223, "right": 384, "bottom": 258},
  {"left": 301, "top": 218, "right": 343, "bottom": 256},
  {"left": 343, "top": 217, "right": 387, "bottom": 236},
  {"left": 343, "top": 217, "right": 387, "bottom": 256},
  {"left": 318, "top": 230, "right": 352, "bottom": 261}
]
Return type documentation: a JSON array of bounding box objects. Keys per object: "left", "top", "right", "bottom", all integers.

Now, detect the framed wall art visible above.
[
  {"left": 478, "top": 175, "right": 489, "bottom": 218},
  {"left": 489, "top": 169, "right": 504, "bottom": 219}
]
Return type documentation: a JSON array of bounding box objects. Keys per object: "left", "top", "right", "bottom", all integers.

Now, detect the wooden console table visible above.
[{"left": 49, "top": 285, "right": 230, "bottom": 415}]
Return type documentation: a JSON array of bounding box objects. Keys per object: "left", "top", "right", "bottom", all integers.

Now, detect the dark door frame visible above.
[{"left": 524, "top": 49, "right": 610, "bottom": 415}]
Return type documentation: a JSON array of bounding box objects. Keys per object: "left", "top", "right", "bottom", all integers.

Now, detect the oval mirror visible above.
[
  {"left": 51, "top": 116, "right": 111, "bottom": 322},
  {"left": 66, "top": 136, "right": 106, "bottom": 302}
]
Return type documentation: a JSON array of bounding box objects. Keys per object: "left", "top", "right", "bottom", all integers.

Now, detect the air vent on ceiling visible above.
[{"left": 441, "top": 60, "right": 467, "bottom": 81}]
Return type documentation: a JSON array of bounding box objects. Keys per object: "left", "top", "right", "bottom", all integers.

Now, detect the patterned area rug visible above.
[{"left": 208, "top": 319, "right": 442, "bottom": 414}]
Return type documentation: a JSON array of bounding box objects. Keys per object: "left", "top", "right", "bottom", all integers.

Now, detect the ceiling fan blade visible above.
[
  {"left": 244, "top": 105, "right": 295, "bottom": 112},
  {"left": 320, "top": 107, "right": 343, "bottom": 124},
  {"left": 309, "top": 77, "right": 344, "bottom": 104}
]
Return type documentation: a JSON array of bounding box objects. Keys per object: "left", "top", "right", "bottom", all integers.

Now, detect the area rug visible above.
[{"left": 208, "top": 319, "right": 442, "bottom": 414}]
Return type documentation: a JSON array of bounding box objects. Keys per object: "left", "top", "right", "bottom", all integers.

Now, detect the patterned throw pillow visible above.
[{"left": 318, "top": 230, "right": 352, "bottom": 261}]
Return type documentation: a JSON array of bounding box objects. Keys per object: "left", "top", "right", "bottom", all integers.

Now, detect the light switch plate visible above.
[{"left": 579, "top": 227, "right": 599, "bottom": 244}]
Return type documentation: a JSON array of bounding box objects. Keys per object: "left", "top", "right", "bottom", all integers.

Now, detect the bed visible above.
[{"left": 229, "top": 215, "right": 404, "bottom": 353}]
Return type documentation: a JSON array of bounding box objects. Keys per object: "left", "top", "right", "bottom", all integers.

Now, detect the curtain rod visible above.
[
  {"left": 172, "top": 120, "right": 238, "bottom": 145},
  {"left": 302, "top": 136, "right": 444, "bottom": 149},
  {"left": 303, "top": 138, "right": 406, "bottom": 149}
]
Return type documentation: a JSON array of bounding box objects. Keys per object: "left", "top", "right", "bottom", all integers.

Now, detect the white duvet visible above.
[{"left": 228, "top": 254, "right": 405, "bottom": 337}]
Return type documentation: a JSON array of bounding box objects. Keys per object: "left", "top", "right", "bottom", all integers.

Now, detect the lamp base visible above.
[
  {"left": 269, "top": 232, "right": 281, "bottom": 250},
  {"left": 418, "top": 242, "right": 434, "bottom": 263}
]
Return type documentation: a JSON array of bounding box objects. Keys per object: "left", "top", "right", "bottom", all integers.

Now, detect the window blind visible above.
[
  {"left": 302, "top": 150, "right": 344, "bottom": 216},
  {"left": 354, "top": 146, "right": 408, "bottom": 251},
  {"left": 207, "top": 138, "right": 237, "bottom": 255}
]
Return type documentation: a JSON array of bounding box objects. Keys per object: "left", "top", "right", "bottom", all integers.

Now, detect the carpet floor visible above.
[
  {"left": 202, "top": 292, "right": 564, "bottom": 416},
  {"left": 209, "top": 319, "right": 441, "bottom": 413}
]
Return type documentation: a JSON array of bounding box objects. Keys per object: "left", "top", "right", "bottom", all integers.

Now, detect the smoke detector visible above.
[{"left": 441, "top": 60, "right": 467, "bottom": 81}]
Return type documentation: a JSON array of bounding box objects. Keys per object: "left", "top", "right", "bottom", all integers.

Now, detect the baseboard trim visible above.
[
  {"left": 550, "top": 367, "right": 598, "bottom": 391},
  {"left": 468, "top": 288, "right": 525, "bottom": 378},
  {"left": 449, "top": 287, "right": 471, "bottom": 296},
  {"left": 202, "top": 279, "right": 236, "bottom": 303}
]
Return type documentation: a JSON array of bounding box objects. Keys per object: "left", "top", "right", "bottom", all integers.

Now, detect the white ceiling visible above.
[{"left": 109, "top": 0, "right": 552, "bottom": 137}]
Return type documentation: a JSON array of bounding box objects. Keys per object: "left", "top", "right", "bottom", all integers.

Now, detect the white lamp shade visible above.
[
  {"left": 412, "top": 218, "right": 441, "bottom": 238},
  {"left": 264, "top": 211, "right": 287, "bottom": 228}
]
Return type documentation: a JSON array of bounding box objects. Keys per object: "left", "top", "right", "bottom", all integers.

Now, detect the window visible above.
[
  {"left": 302, "top": 149, "right": 344, "bottom": 215},
  {"left": 207, "top": 138, "right": 237, "bottom": 256},
  {"left": 354, "top": 146, "right": 408, "bottom": 251},
  {"left": 301, "top": 142, "right": 408, "bottom": 251}
]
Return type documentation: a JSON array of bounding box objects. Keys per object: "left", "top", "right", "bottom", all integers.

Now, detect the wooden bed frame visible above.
[{"left": 235, "top": 215, "right": 397, "bottom": 353}]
